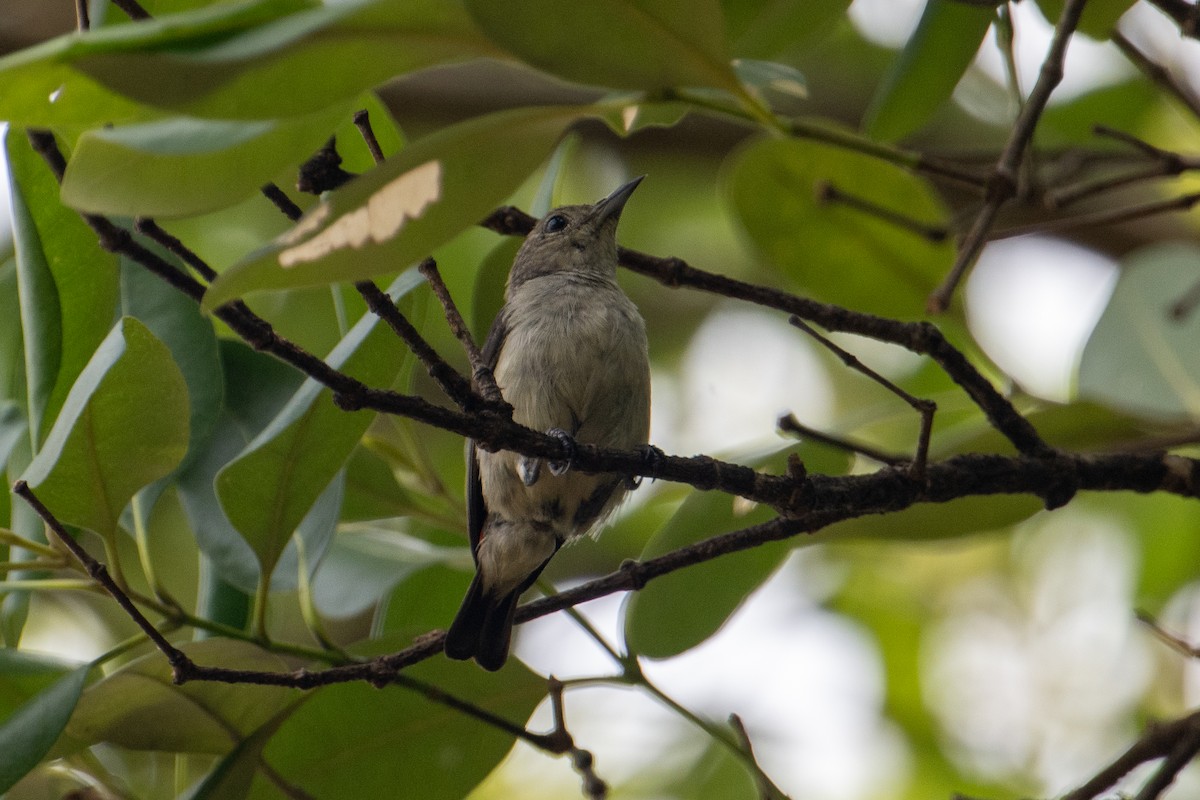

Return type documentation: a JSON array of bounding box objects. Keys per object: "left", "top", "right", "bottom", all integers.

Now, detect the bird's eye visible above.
[{"left": 543, "top": 214, "right": 567, "bottom": 233}]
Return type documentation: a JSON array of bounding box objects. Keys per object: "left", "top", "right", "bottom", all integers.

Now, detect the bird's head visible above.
[{"left": 508, "top": 176, "right": 643, "bottom": 289}]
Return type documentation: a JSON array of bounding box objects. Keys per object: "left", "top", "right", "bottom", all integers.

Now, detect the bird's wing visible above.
[{"left": 467, "top": 307, "right": 510, "bottom": 555}]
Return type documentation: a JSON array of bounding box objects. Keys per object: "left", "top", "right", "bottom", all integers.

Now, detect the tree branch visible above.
[{"left": 928, "top": 0, "right": 1088, "bottom": 312}]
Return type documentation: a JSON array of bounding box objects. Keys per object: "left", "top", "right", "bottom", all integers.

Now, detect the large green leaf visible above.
[
  {"left": 467, "top": 0, "right": 739, "bottom": 93},
  {"left": 182, "top": 706, "right": 295, "bottom": 800},
  {"left": 261, "top": 658, "right": 544, "bottom": 798},
  {"left": 624, "top": 442, "right": 850, "bottom": 659},
  {"left": 61, "top": 104, "right": 353, "bottom": 217},
  {"left": 1078, "top": 243, "right": 1200, "bottom": 421},
  {"left": 722, "top": 0, "right": 850, "bottom": 58},
  {"left": 66, "top": 640, "right": 298, "bottom": 754},
  {"left": 215, "top": 271, "right": 420, "bottom": 582},
  {"left": 863, "top": 0, "right": 995, "bottom": 142},
  {"left": 0, "top": 661, "right": 90, "bottom": 794},
  {"left": 0, "top": 0, "right": 494, "bottom": 124},
  {"left": 725, "top": 133, "right": 955, "bottom": 318},
  {"left": 203, "top": 105, "right": 584, "bottom": 307},
  {"left": 19, "top": 317, "right": 190, "bottom": 540},
  {"left": 175, "top": 341, "right": 303, "bottom": 594},
  {"left": 120, "top": 259, "right": 224, "bottom": 477},
  {"left": 5, "top": 130, "right": 121, "bottom": 448}
]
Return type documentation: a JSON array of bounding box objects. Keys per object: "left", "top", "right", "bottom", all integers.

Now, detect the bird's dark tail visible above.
[
  {"left": 444, "top": 575, "right": 520, "bottom": 672},
  {"left": 445, "top": 554, "right": 555, "bottom": 671}
]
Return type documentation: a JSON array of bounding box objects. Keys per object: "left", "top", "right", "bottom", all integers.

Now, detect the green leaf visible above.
[
  {"left": 0, "top": 662, "right": 90, "bottom": 794},
  {"left": 262, "top": 658, "right": 545, "bottom": 798},
  {"left": 863, "top": 0, "right": 995, "bottom": 142},
  {"left": 733, "top": 58, "right": 807, "bottom": 111},
  {"left": 0, "top": 258, "right": 25, "bottom": 409},
  {"left": 723, "top": 0, "right": 850, "bottom": 58},
  {"left": 20, "top": 317, "right": 190, "bottom": 540},
  {"left": 5, "top": 130, "right": 121, "bottom": 448},
  {"left": 313, "top": 525, "right": 465, "bottom": 618},
  {"left": 203, "top": 105, "right": 584, "bottom": 307},
  {"left": 624, "top": 443, "right": 850, "bottom": 659},
  {"left": 176, "top": 341, "right": 303, "bottom": 594},
  {"left": 120, "top": 259, "right": 224, "bottom": 477},
  {"left": 0, "top": 0, "right": 494, "bottom": 124},
  {"left": 215, "top": 271, "right": 420, "bottom": 581},
  {"left": 1035, "top": 0, "right": 1136, "bottom": 39},
  {"left": 1078, "top": 243, "right": 1200, "bottom": 421},
  {"left": 724, "top": 133, "right": 954, "bottom": 318},
  {"left": 66, "top": 640, "right": 297, "bottom": 754},
  {"left": 181, "top": 706, "right": 296, "bottom": 800},
  {"left": 466, "top": 0, "right": 738, "bottom": 93},
  {"left": 61, "top": 104, "right": 353, "bottom": 217},
  {"left": 820, "top": 495, "right": 1043, "bottom": 543}
]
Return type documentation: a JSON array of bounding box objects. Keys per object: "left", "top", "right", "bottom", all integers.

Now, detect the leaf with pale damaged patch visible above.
[{"left": 202, "top": 105, "right": 588, "bottom": 309}]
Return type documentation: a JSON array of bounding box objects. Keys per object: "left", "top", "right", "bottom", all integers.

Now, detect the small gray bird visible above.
[{"left": 444, "top": 177, "right": 651, "bottom": 671}]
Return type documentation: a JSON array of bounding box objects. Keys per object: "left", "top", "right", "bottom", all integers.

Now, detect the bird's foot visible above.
[
  {"left": 518, "top": 456, "right": 541, "bottom": 487},
  {"left": 625, "top": 444, "right": 664, "bottom": 489},
  {"left": 546, "top": 428, "right": 577, "bottom": 476}
]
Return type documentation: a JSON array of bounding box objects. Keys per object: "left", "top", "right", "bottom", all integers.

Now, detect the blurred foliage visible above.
[{"left": 1, "top": 0, "right": 1200, "bottom": 798}]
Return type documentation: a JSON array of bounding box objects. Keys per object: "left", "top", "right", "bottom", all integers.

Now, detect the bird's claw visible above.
[
  {"left": 519, "top": 456, "right": 541, "bottom": 487},
  {"left": 625, "top": 444, "right": 664, "bottom": 489},
  {"left": 547, "top": 428, "right": 576, "bottom": 476}
]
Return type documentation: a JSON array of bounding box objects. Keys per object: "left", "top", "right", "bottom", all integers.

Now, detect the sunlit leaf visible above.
[
  {"left": 61, "top": 104, "right": 353, "bottom": 217},
  {"left": 466, "top": 0, "right": 739, "bottom": 93},
  {"left": 863, "top": 0, "right": 995, "bottom": 142},
  {"left": 203, "top": 106, "right": 585, "bottom": 308},
  {"left": 722, "top": 0, "right": 850, "bottom": 58},
  {"left": 119, "top": 260, "right": 224, "bottom": 477},
  {"left": 20, "top": 317, "right": 190, "bottom": 540},
  {"left": 1078, "top": 243, "right": 1200, "bottom": 420},
  {"left": 725, "top": 133, "right": 955, "bottom": 318},
  {"left": 5, "top": 130, "right": 121, "bottom": 447},
  {"left": 0, "top": 0, "right": 495, "bottom": 123}
]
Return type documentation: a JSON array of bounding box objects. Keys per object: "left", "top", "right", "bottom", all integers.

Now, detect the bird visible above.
[{"left": 444, "top": 176, "right": 652, "bottom": 671}]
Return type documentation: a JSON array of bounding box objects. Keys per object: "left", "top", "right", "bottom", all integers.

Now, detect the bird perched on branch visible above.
[{"left": 445, "top": 177, "right": 652, "bottom": 671}]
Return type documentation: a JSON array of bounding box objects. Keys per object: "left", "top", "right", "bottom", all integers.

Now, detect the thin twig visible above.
[
  {"left": 12, "top": 482, "right": 191, "bottom": 675},
  {"left": 1133, "top": 723, "right": 1200, "bottom": 800},
  {"left": 353, "top": 280, "right": 485, "bottom": 412},
  {"left": 1137, "top": 609, "right": 1200, "bottom": 658},
  {"left": 353, "top": 109, "right": 386, "bottom": 165},
  {"left": 816, "top": 182, "right": 949, "bottom": 242},
  {"left": 789, "top": 317, "right": 935, "bottom": 478},
  {"left": 416, "top": 259, "right": 508, "bottom": 411},
  {"left": 928, "top": 0, "right": 1088, "bottom": 312},
  {"left": 134, "top": 218, "right": 219, "bottom": 283},
  {"left": 994, "top": 192, "right": 1200, "bottom": 239},
  {"left": 261, "top": 183, "right": 304, "bottom": 222},
  {"left": 1061, "top": 709, "right": 1200, "bottom": 800},
  {"left": 1113, "top": 30, "right": 1200, "bottom": 119},
  {"left": 537, "top": 677, "right": 608, "bottom": 800},
  {"left": 778, "top": 413, "right": 906, "bottom": 466},
  {"left": 74, "top": 0, "right": 90, "bottom": 30},
  {"left": 730, "top": 714, "right": 781, "bottom": 800}
]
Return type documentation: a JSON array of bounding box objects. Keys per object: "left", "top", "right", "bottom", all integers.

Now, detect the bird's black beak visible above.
[{"left": 593, "top": 175, "right": 645, "bottom": 225}]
